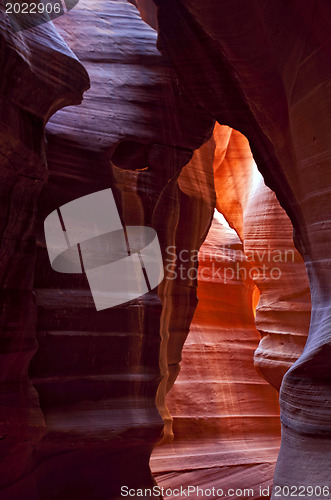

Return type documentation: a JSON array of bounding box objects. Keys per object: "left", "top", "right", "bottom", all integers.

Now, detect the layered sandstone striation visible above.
[
  {"left": 152, "top": 215, "right": 282, "bottom": 498},
  {"left": 156, "top": 136, "right": 216, "bottom": 442},
  {"left": 1, "top": 0, "right": 330, "bottom": 498},
  {"left": 213, "top": 126, "right": 311, "bottom": 391},
  {"left": 18, "top": 0, "right": 215, "bottom": 498},
  {"left": 152, "top": 124, "right": 311, "bottom": 497},
  {"left": 149, "top": 1, "right": 331, "bottom": 495},
  {"left": 0, "top": 6, "right": 88, "bottom": 497}
]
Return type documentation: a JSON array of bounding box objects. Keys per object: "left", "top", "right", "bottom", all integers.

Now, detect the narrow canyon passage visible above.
[
  {"left": 1, "top": 1, "right": 330, "bottom": 498},
  {"left": 151, "top": 128, "right": 311, "bottom": 499},
  {"left": 151, "top": 214, "right": 281, "bottom": 499}
]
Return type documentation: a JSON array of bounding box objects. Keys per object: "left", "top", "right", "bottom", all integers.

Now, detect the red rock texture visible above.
[
  {"left": 0, "top": 6, "right": 88, "bottom": 496},
  {"left": 0, "top": 1, "right": 215, "bottom": 498},
  {"left": 213, "top": 126, "right": 311, "bottom": 391},
  {"left": 152, "top": 216, "right": 282, "bottom": 499},
  {"left": 151, "top": 1, "right": 331, "bottom": 495},
  {"left": 1, "top": 0, "right": 330, "bottom": 498},
  {"left": 156, "top": 135, "right": 216, "bottom": 442},
  {"left": 152, "top": 125, "right": 312, "bottom": 497}
]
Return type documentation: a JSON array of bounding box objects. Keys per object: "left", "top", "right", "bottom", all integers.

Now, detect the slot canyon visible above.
[{"left": 0, "top": 1, "right": 330, "bottom": 499}]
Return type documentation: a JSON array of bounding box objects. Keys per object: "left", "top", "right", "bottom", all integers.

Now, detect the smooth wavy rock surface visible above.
[
  {"left": 17, "top": 0, "right": 215, "bottom": 498},
  {"left": 213, "top": 126, "right": 311, "bottom": 391},
  {"left": 152, "top": 216, "right": 281, "bottom": 498},
  {"left": 1, "top": 0, "right": 330, "bottom": 498},
  {"left": 0, "top": 5, "right": 88, "bottom": 497},
  {"left": 151, "top": 1, "right": 331, "bottom": 495}
]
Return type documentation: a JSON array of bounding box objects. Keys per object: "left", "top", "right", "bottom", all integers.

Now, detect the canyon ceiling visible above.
[{"left": 0, "top": 0, "right": 330, "bottom": 499}]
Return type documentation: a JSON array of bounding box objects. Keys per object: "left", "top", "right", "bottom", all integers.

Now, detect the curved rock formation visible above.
[
  {"left": 149, "top": 1, "right": 331, "bottom": 495},
  {"left": 152, "top": 124, "right": 311, "bottom": 496},
  {"left": 1, "top": 0, "right": 330, "bottom": 498},
  {"left": 213, "top": 126, "right": 311, "bottom": 391},
  {"left": 156, "top": 135, "right": 216, "bottom": 442},
  {"left": 152, "top": 215, "right": 281, "bottom": 497},
  {"left": 15, "top": 0, "right": 214, "bottom": 497},
  {"left": 0, "top": 7, "right": 88, "bottom": 497}
]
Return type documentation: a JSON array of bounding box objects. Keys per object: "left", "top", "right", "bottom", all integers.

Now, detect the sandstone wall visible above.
[
  {"left": 152, "top": 125, "right": 311, "bottom": 498},
  {"left": 1, "top": 0, "right": 330, "bottom": 498},
  {"left": 2, "top": 1, "right": 214, "bottom": 497},
  {"left": 151, "top": 1, "right": 331, "bottom": 494},
  {"left": 152, "top": 216, "right": 282, "bottom": 499},
  {"left": 213, "top": 126, "right": 311, "bottom": 391},
  {"left": 0, "top": 6, "right": 88, "bottom": 497}
]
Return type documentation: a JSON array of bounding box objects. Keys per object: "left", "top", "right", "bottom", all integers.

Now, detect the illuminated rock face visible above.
[
  {"left": 156, "top": 137, "right": 216, "bottom": 442},
  {"left": 1, "top": 0, "right": 330, "bottom": 498},
  {"left": 152, "top": 126, "right": 311, "bottom": 495},
  {"left": 0, "top": 0, "right": 213, "bottom": 497},
  {"left": 213, "top": 126, "right": 311, "bottom": 391},
  {"left": 152, "top": 216, "right": 282, "bottom": 496},
  {"left": 12, "top": 1, "right": 214, "bottom": 498},
  {"left": 149, "top": 0, "right": 331, "bottom": 495}
]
